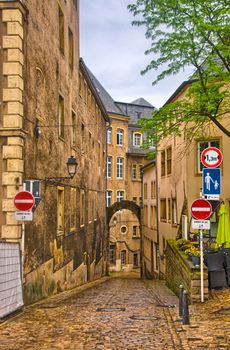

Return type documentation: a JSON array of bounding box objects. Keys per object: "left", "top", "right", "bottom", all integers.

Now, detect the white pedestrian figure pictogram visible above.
[
  {"left": 205, "top": 172, "right": 214, "bottom": 191},
  {"left": 214, "top": 180, "right": 219, "bottom": 190}
]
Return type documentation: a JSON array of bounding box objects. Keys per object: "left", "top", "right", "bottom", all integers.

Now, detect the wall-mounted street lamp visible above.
[{"left": 45, "top": 155, "right": 78, "bottom": 185}]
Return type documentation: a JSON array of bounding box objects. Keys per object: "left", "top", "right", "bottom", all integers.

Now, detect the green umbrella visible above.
[{"left": 216, "top": 203, "right": 230, "bottom": 248}]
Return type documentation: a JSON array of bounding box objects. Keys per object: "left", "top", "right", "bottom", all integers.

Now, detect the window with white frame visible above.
[
  {"left": 172, "top": 198, "right": 177, "bottom": 225},
  {"left": 117, "top": 191, "right": 124, "bottom": 202},
  {"left": 109, "top": 245, "right": 116, "bottom": 264},
  {"left": 121, "top": 250, "right": 126, "bottom": 265},
  {"left": 106, "top": 156, "right": 112, "bottom": 178},
  {"left": 117, "top": 129, "right": 124, "bottom": 145},
  {"left": 133, "top": 132, "right": 142, "bottom": 147},
  {"left": 132, "top": 164, "right": 137, "bottom": 179},
  {"left": 106, "top": 190, "right": 112, "bottom": 207},
  {"left": 197, "top": 140, "right": 220, "bottom": 173},
  {"left": 116, "top": 157, "right": 124, "bottom": 179},
  {"left": 138, "top": 164, "right": 143, "bottom": 179},
  {"left": 107, "top": 128, "right": 112, "bottom": 144},
  {"left": 166, "top": 147, "right": 172, "bottom": 175}
]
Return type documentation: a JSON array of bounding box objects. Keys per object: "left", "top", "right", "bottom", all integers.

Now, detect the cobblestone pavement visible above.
[
  {"left": 0, "top": 273, "right": 230, "bottom": 349},
  {"left": 169, "top": 288, "right": 230, "bottom": 349}
]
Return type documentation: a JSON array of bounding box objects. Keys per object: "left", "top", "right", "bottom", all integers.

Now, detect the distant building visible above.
[
  {"left": 85, "top": 65, "right": 155, "bottom": 272},
  {"left": 0, "top": 0, "right": 108, "bottom": 307}
]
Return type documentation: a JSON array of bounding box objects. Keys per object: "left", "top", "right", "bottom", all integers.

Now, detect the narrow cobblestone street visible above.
[{"left": 0, "top": 274, "right": 230, "bottom": 349}]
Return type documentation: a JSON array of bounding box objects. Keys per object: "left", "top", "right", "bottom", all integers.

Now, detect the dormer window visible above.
[{"left": 133, "top": 132, "right": 142, "bottom": 147}]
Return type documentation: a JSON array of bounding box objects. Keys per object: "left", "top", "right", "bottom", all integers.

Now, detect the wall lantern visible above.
[
  {"left": 67, "top": 155, "right": 78, "bottom": 178},
  {"left": 45, "top": 155, "right": 78, "bottom": 185}
]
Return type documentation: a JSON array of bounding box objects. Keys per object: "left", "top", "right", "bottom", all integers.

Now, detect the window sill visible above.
[
  {"left": 59, "top": 136, "right": 65, "bottom": 142},
  {"left": 66, "top": 230, "right": 75, "bottom": 236},
  {"left": 57, "top": 230, "right": 64, "bottom": 236},
  {"left": 71, "top": 145, "right": 77, "bottom": 151}
]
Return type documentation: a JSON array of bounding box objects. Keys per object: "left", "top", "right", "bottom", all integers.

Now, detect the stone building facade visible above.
[
  {"left": 0, "top": 0, "right": 108, "bottom": 305},
  {"left": 84, "top": 67, "right": 155, "bottom": 272}
]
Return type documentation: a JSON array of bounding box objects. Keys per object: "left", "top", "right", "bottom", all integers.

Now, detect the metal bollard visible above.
[
  {"left": 179, "top": 284, "right": 184, "bottom": 317},
  {"left": 182, "top": 290, "right": 190, "bottom": 325}
]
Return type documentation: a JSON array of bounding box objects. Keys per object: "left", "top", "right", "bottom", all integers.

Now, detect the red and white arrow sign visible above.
[
  {"left": 191, "top": 199, "right": 212, "bottom": 220},
  {"left": 14, "top": 191, "right": 35, "bottom": 211}
]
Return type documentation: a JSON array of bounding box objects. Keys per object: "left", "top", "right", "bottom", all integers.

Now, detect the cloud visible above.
[{"left": 80, "top": 0, "right": 192, "bottom": 108}]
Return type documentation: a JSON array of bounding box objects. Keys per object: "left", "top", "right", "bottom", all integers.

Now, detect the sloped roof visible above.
[
  {"left": 79, "top": 58, "right": 109, "bottom": 122},
  {"left": 82, "top": 61, "right": 124, "bottom": 116},
  {"left": 131, "top": 98, "right": 154, "bottom": 108}
]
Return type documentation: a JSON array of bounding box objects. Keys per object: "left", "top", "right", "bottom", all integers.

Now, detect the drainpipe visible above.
[
  {"left": 155, "top": 144, "right": 160, "bottom": 277},
  {"left": 105, "top": 121, "right": 110, "bottom": 276},
  {"left": 140, "top": 169, "right": 143, "bottom": 278}
]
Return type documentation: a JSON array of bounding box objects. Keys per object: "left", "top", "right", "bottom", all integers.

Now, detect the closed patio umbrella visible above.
[{"left": 216, "top": 203, "right": 230, "bottom": 248}]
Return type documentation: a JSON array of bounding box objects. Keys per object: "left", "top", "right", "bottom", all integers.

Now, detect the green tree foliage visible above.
[{"left": 128, "top": 0, "right": 230, "bottom": 142}]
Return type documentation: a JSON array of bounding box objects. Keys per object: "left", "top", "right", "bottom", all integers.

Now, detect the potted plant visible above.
[{"left": 185, "top": 246, "right": 201, "bottom": 266}]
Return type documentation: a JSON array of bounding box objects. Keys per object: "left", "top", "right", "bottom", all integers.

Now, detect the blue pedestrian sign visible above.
[{"left": 202, "top": 168, "right": 221, "bottom": 195}]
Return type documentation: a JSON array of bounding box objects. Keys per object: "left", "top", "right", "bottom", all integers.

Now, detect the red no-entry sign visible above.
[
  {"left": 191, "top": 199, "right": 212, "bottom": 220},
  {"left": 14, "top": 191, "right": 35, "bottom": 211}
]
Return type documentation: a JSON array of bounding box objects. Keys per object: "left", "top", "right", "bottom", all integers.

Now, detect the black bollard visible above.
[
  {"left": 182, "top": 290, "right": 190, "bottom": 325},
  {"left": 179, "top": 284, "right": 184, "bottom": 317}
]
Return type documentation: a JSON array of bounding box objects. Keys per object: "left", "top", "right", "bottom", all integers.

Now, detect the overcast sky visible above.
[{"left": 79, "top": 0, "right": 193, "bottom": 109}]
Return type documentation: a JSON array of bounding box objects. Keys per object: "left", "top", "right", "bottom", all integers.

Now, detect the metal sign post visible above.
[
  {"left": 14, "top": 189, "right": 35, "bottom": 282},
  {"left": 200, "top": 229, "right": 204, "bottom": 303},
  {"left": 191, "top": 198, "right": 212, "bottom": 303}
]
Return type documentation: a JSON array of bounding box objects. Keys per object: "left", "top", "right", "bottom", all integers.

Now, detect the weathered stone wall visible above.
[
  {"left": 165, "top": 240, "right": 209, "bottom": 303},
  {"left": 0, "top": 0, "right": 107, "bottom": 304},
  {"left": 0, "top": 2, "right": 27, "bottom": 242}
]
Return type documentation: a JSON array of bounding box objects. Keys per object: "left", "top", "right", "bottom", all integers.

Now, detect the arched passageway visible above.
[{"left": 106, "top": 200, "right": 142, "bottom": 276}]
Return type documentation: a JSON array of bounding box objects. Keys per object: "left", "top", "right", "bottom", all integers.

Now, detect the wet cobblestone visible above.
[{"left": 0, "top": 274, "right": 230, "bottom": 349}]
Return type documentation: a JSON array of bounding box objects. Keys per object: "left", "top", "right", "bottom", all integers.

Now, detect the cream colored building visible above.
[
  {"left": 142, "top": 80, "right": 230, "bottom": 276},
  {"left": 142, "top": 161, "right": 158, "bottom": 277}
]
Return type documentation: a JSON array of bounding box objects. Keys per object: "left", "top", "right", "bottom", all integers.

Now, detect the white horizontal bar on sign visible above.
[
  {"left": 14, "top": 199, "right": 34, "bottom": 203},
  {"left": 191, "top": 208, "right": 211, "bottom": 211}
]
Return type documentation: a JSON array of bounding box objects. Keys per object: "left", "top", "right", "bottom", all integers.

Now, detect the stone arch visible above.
[
  {"left": 106, "top": 200, "right": 141, "bottom": 226},
  {"left": 106, "top": 200, "right": 142, "bottom": 277}
]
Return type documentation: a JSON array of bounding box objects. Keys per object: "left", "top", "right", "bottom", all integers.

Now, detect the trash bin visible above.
[{"left": 205, "top": 251, "right": 227, "bottom": 289}]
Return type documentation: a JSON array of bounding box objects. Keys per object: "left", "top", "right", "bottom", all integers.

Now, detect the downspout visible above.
[
  {"left": 140, "top": 168, "right": 143, "bottom": 278},
  {"left": 105, "top": 121, "right": 110, "bottom": 276},
  {"left": 155, "top": 144, "right": 161, "bottom": 277}
]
